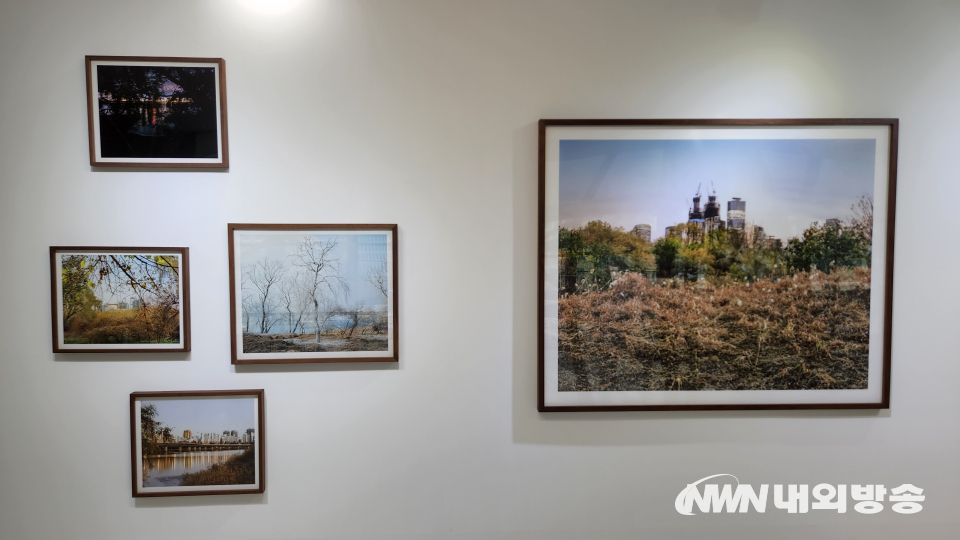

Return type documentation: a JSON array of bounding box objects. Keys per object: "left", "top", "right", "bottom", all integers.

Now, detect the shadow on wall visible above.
[
  {"left": 53, "top": 352, "right": 190, "bottom": 362},
  {"left": 234, "top": 362, "right": 400, "bottom": 374},
  {"left": 508, "top": 121, "right": 888, "bottom": 448},
  {"left": 133, "top": 492, "right": 266, "bottom": 509}
]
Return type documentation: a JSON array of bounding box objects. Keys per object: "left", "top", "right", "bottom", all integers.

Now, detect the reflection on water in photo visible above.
[{"left": 143, "top": 450, "right": 243, "bottom": 487}]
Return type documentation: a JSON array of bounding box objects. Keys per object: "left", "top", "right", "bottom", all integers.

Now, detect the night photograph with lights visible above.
[{"left": 95, "top": 64, "right": 219, "bottom": 159}]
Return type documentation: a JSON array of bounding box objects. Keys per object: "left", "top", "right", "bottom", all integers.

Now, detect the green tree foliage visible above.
[
  {"left": 730, "top": 248, "right": 783, "bottom": 282},
  {"left": 785, "top": 221, "right": 871, "bottom": 272},
  {"left": 140, "top": 404, "right": 164, "bottom": 457},
  {"left": 652, "top": 237, "right": 681, "bottom": 277},
  {"left": 559, "top": 221, "right": 655, "bottom": 292},
  {"left": 61, "top": 256, "right": 99, "bottom": 327},
  {"left": 560, "top": 214, "right": 872, "bottom": 294},
  {"left": 704, "top": 227, "right": 746, "bottom": 274},
  {"left": 676, "top": 244, "right": 715, "bottom": 280}
]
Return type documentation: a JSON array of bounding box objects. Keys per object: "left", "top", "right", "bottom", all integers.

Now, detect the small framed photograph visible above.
[
  {"left": 85, "top": 55, "right": 228, "bottom": 167},
  {"left": 130, "top": 390, "right": 265, "bottom": 497},
  {"left": 228, "top": 224, "right": 399, "bottom": 364},
  {"left": 50, "top": 247, "right": 190, "bottom": 353},
  {"left": 539, "top": 119, "right": 898, "bottom": 411}
]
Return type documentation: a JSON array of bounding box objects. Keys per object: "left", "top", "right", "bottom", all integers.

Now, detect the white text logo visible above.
[{"left": 675, "top": 475, "right": 923, "bottom": 515}]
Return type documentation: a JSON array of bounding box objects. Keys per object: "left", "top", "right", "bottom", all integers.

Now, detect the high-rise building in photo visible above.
[
  {"left": 630, "top": 224, "right": 652, "bottom": 242},
  {"left": 688, "top": 194, "right": 704, "bottom": 223},
  {"left": 727, "top": 197, "right": 746, "bottom": 230},
  {"left": 182, "top": 430, "right": 192, "bottom": 440},
  {"left": 753, "top": 225, "right": 766, "bottom": 246},
  {"left": 704, "top": 194, "right": 723, "bottom": 232}
]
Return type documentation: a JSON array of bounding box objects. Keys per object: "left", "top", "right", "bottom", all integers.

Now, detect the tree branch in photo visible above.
[
  {"left": 290, "top": 236, "right": 348, "bottom": 343},
  {"left": 243, "top": 258, "right": 286, "bottom": 334},
  {"left": 850, "top": 194, "right": 874, "bottom": 242}
]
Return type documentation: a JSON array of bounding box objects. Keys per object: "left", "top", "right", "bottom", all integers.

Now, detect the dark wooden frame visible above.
[
  {"left": 227, "top": 223, "right": 400, "bottom": 364},
  {"left": 538, "top": 118, "right": 898, "bottom": 412},
  {"left": 85, "top": 55, "right": 229, "bottom": 168},
  {"left": 50, "top": 246, "right": 191, "bottom": 353},
  {"left": 130, "top": 389, "right": 265, "bottom": 497}
]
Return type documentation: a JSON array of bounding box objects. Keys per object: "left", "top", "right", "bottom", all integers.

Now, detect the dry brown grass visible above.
[
  {"left": 179, "top": 449, "right": 255, "bottom": 486},
  {"left": 242, "top": 330, "right": 388, "bottom": 353},
  {"left": 558, "top": 268, "right": 871, "bottom": 391},
  {"left": 65, "top": 308, "right": 179, "bottom": 344}
]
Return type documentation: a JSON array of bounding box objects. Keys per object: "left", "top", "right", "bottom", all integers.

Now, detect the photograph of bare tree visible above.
[
  {"left": 50, "top": 247, "right": 189, "bottom": 352},
  {"left": 540, "top": 120, "right": 897, "bottom": 411},
  {"left": 85, "top": 56, "right": 228, "bottom": 167},
  {"left": 229, "top": 224, "right": 398, "bottom": 364}
]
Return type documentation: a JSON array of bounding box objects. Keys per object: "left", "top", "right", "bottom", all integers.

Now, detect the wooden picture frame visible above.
[
  {"left": 85, "top": 55, "right": 229, "bottom": 168},
  {"left": 50, "top": 246, "right": 191, "bottom": 353},
  {"left": 228, "top": 224, "right": 400, "bottom": 364},
  {"left": 130, "top": 390, "right": 265, "bottom": 497},
  {"left": 539, "top": 119, "right": 898, "bottom": 411}
]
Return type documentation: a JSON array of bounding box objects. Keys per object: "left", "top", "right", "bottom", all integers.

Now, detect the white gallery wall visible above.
[{"left": 1, "top": 0, "right": 958, "bottom": 538}]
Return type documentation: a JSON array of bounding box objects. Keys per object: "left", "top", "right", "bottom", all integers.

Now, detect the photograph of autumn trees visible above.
[
  {"left": 95, "top": 63, "right": 219, "bottom": 159},
  {"left": 58, "top": 252, "right": 182, "bottom": 346},
  {"left": 235, "top": 231, "right": 390, "bottom": 355},
  {"left": 557, "top": 138, "right": 878, "bottom": 392}
]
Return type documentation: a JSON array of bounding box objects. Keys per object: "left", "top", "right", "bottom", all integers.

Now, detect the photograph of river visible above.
[
  {"left": 85, "top": 56, "right": 228, "bottom": 167},
  {"left": 134, "top": 394, "right": 260, "bottom": 495},
  {"left": 95, "top": 64, "right": 218, "bottom": 159},
  {"left": 143, "top": 450, "right": 245, "bottom": 487}
]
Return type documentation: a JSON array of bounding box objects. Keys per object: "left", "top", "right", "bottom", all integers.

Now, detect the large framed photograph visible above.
[
  {"left": 85, "top": 56, "right": 228, "bottom": 167},
  {"left": 539, "top": 119, "right": 898, "bottom": 411},
  {"left": 50, "top": 247, "right": 190, "bottom": 353},
  {"left": 130, "top": 390, "right": 265, "bottom": 497},
  {"left": 228, "top": 224, "right": 399, "bottom": 364}
]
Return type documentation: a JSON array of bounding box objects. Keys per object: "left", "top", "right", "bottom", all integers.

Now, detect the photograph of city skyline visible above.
[
  {"left": 555, "top": 137, "right": 879, "bottom": 393},
  {"left": 138, "top": 397, "right": 258, "bottom": 490}
]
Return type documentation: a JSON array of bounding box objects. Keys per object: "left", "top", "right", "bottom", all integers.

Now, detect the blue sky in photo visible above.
[
  {"left": 143, "top": 398, "right": 256, "bottom": 436},
  {"left": 236, "top": 232, "right": 388, "bottom": 308},
  {"left": 559, "top": 138, "right": 876, "bottom": 241}
]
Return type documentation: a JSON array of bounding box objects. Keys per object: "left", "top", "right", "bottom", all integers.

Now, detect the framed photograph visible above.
[
  {"left": 85, "top": 55, "right": 228, "bottom": 168},
  {"left": 50, "top": 247, "right": 190, "bottom": 353},
  {"left": 130, "top": 390, "right": 265, "bottom": 497},
  {"left": 539, "top": 119, "right": 898, "bottom": 411},
  {"left": 228, "top": 224, "right": 399, "bottom": 364}
]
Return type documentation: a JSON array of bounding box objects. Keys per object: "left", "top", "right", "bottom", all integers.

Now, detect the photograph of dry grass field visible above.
[
  {"left": 558, "top": 268, "right": 870, "bottom": 392},
  {"left": 540, "top": 121, "right": 896, "bottom": 410}
]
